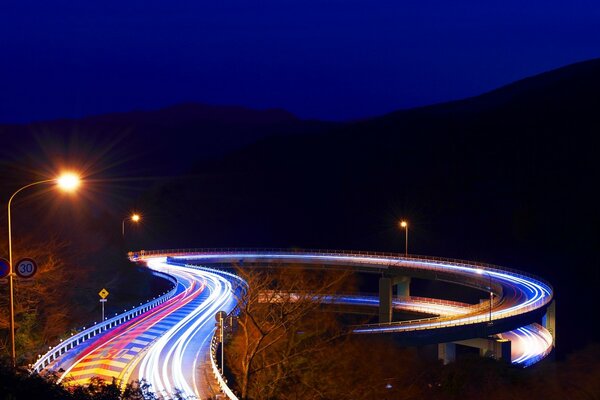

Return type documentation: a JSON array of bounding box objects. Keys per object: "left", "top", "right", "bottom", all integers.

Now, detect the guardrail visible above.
[
  {"left": 210, "top": 325, "right": 239, "bottom": 400},
  {"left": 131, "top": 247, "right": 548, "bottom": 279},
  {"left": 30, "top": 270, "right": 178, "bottom": 374},
  {"left": 132, "top": 247, "right": 553, "bottom": 292}
]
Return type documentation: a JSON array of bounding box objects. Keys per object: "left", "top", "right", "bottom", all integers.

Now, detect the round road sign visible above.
[
  {"left": 215, "top": 311, "right": 227, "bottom": 322},
  {"left": 0, "top": 258, "right": 10, "bottom": 279},
  {"left": 15, "top": 258, "right": 38, "bottom": 279}
]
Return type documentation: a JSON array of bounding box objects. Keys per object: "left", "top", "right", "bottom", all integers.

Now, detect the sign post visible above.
[
  {"left": 215, "top": 310, "right": 227, "bottom": 372},
  {"left": 99, "top": 288, "right": 109, "bottom": 322}
]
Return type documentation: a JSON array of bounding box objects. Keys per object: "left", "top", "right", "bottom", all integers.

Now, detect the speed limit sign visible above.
[{"left": 15, "top": 258, "right": 38, "bottom": 279}]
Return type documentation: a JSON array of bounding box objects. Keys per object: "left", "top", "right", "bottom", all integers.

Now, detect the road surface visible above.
[{"left": 52, "top": 258, "right": 238, "bottom": 399}]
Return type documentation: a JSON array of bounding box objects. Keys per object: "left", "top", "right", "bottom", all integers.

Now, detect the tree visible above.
[
  {"left": 225, "top": 266, "right": 431, "bottom": 400},
  {"left": 226, "top": 266, "right": 353, "bottom": 399},
  {"left": 0, "top": 237, "right": 76, "bottom": 364}
]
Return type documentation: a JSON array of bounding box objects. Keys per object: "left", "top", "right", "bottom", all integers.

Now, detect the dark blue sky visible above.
[{"left": 1, "top": 1, "right": 599, "bottom": 122}]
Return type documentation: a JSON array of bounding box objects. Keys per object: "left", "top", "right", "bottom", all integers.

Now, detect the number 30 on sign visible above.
[{"left": 15, "top": 258, "right": 38, "bottom": 279}]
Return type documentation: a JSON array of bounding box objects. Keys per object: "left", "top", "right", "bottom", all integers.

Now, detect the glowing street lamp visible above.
[
  {"left": 56, "top": 173, "right": 80, "bottom": 192},
  {"left": 399, "top": 220, "right": 408, "bottom": 257},
  {"left": 122, "top": 213, "right": 141, "bottom": 237},
  {"left": 6, "top": 172, "right": 81, "bottom": 367},
  {"left": 476, "top": 268, "right": 494, "bottom": 325}
]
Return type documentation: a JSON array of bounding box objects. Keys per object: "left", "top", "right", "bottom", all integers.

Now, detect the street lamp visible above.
[
  {"left": 399, "top": 220, "right": 408, "bottom": 257},
  {"left": 476, "top": 268, "right": 494, "bottom": 325},
  {"left": 122, "top": 213, "right": 141, "bottom": 237},
  {"left": 6, "top": 172, "right": 81, "bottom": 367}
]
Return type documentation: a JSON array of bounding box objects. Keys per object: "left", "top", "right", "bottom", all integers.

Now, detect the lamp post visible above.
[
  {"left": 399, "top": 220, "right": 408, "bottom": 257},
  {"left": 6, "top": 172, "right": 80, "bottom": 367},
  {"left": 476, "top": 268, "right": 494, "bottom": 325},
  {"left": 122, "top": 213, "right": 141, "bottom": 237}
]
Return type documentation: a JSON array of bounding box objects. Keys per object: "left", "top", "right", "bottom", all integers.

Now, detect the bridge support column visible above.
[
  {"left": 393, "top": 276, "right": 411, "bottom": 298},
  {"left": 379, "top": 277, "right": 392, "bottom": 323},
  {"left": 438, "top": 343, "right": 456, "bottom": 365},
  {"left": 542, "top": 300, "right": 556, "bottom": 347}
]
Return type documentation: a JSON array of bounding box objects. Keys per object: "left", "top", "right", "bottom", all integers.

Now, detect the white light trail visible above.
[{"left": 136, "top": 258, "right": 236, "bottom": 399}]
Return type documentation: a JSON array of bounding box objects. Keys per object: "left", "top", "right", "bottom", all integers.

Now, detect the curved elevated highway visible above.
[
  {"left": 40, "top": 248, "right": 554, "bottom": 399},
  {"left": 138, "top": 249, "right": 555, "bottom": 364}
]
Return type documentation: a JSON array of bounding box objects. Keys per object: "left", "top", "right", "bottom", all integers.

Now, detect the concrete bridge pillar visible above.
[
  {"left": 379, "top": 277, "right": 392, "bottom": 323},
  {"left": 542, "top": 300, "right": 556, "bottom": 346},
  {"left": 393, "top": 276, "right": 411, "bottom": 298},
  {"left": 438, "top": 343, "right": 456, "bottom": 365}
]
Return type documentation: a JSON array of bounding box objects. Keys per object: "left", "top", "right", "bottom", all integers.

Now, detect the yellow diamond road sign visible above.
[{"left": 99, "top": 288, "right": 109, "bottom": 299}]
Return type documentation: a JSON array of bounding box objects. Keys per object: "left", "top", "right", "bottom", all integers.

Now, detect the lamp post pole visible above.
[
  {"left": 399, "top": 221, "right": 408, "bottom": 257},
  {"left": 7, "top": 180, "right": 52, "bottom": 367},
  {"left": 488, "top": 272, "right": 493, "bottom": 325},
  {"left": 6, "top": 174, "right": 79, "bottom": 368},
  {"left": 122, "top": 213, "right": 141, "bottom": 238},
  {"left": 476, "top": 268, "right": 494, "bottom": 325}
]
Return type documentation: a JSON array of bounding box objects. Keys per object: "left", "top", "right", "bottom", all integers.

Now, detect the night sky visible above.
[{"left": 2, "top": 1, "right": 599, "bottom": 122}]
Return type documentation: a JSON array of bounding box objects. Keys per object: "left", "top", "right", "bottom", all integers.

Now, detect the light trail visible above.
[
  {"left": 52, "top": 257, "right": 238, "bottom": 399},
  {"left": 135, "top": 258, "right": 236, "bottom": 398},
  {"left": 330, "top": 294, "right": 553, "bottom": 366},
  {"left": 499, "top": 324, "right": 554, "bottom": 367},
  {"left": 172, "top": 252, "right": 552, "bottom": 334}
]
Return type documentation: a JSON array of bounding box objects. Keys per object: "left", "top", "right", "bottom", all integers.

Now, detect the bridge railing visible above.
[
  {"left": 209, "top": 330, "right": 239, "bottom": 400},
  {"left": 132, "top": 247, "right": 553, "bottom": 289},
  {"left": 136, "top": 248, "right": 553, "bottom": 296},
  {"left": 30, "top": 270, "right": 178, "bottom": 374}
]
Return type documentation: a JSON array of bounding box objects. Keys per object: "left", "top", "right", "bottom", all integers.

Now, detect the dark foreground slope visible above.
[{"left": 136, "top": 59, "right": 600, "bottom": 355}]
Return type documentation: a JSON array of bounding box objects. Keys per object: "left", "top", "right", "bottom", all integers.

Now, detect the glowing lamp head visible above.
[
  {"left": 131, "top": 214, "right": 141, "bottom": 223},
  {"left": 57, "top": 173, "right": 80, "bottom": 192},
  {"left": 400, "top": 220, "right": 408, "bottom": 228}
]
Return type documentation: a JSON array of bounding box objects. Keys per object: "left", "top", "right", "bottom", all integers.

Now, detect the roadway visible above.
[
  {"left": 330, "top": 294, "right": 553, "bottom": 366},
  {"left": 164, "top": 251, "right": 553, "bottom": 337},
  {"left": 51, "top": 258, "right": 238, "bottom": 399},
  {"left": 43, "top": 249, "right": 553, "bottom": 399}
]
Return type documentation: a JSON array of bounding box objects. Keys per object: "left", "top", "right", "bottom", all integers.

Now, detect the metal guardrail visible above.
[
  {"left": 210, "top": 329, "right": 239, "bottom": 400},
  {"left": 133, "top": 247, "right": 553, "bottom": 288},
  {"left": 30, "top": 270, "right": 178, "bottom": 374}
]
